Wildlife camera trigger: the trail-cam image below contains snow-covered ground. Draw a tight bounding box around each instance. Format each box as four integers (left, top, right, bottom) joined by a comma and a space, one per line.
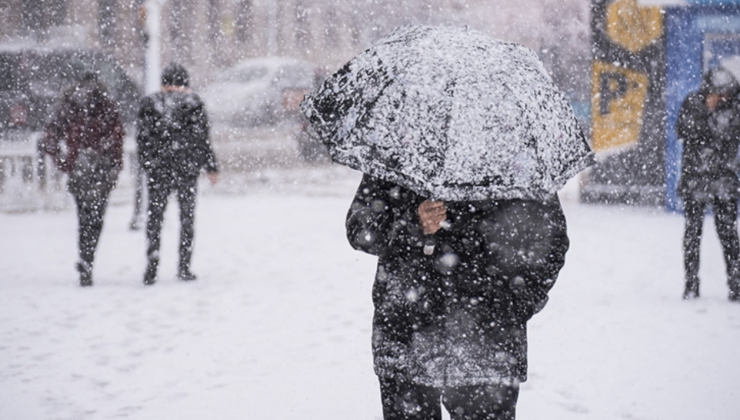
1, 165, 738, 420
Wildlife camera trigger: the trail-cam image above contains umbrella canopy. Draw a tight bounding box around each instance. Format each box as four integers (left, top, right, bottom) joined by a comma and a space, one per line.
301, 25, 594, 201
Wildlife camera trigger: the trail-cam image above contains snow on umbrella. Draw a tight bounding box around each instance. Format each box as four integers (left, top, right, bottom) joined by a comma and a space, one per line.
301, 25, 595, 201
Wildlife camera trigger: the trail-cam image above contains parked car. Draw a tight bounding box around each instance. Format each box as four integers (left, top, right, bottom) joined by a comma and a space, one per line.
0, 46, 141, 134
200, 57, 318, 127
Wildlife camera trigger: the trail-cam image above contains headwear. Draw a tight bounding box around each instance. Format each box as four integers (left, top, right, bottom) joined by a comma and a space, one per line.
79, 70, 99, 83
702, 67, 739, 96
161, 62, 190, 87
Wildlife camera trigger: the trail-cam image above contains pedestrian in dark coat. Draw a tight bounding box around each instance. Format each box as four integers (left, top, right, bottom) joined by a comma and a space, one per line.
41, 72, 124, 286
346, 174, 569, 420
676, 67, 740, 301
136, 63, 219, 285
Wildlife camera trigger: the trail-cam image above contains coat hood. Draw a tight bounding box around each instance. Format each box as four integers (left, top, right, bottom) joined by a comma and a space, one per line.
700, 67, 740, 97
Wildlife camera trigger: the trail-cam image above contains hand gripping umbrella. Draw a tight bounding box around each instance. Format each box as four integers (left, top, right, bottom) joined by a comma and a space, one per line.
301, 25, 594, 201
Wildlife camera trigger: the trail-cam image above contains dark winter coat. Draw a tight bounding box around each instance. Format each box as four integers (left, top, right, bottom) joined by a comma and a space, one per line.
136, 90, 218, 180
677, 74, 740, 202
42, 79, 124, 199
346, 174, 569, 387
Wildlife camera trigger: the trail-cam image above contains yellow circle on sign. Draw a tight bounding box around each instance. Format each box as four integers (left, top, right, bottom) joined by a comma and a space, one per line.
606, 0, 663, 53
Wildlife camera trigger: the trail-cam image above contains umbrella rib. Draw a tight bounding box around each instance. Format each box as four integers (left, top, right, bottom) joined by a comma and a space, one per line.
301, 25, 595, 201
353, 76, 395, 138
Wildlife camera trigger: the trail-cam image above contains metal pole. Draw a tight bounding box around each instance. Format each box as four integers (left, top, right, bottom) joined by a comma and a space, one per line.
144, 0, 167, 94
267, 0, 277, 56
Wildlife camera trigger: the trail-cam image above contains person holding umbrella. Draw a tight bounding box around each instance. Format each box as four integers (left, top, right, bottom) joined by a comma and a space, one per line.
302, 26, 593, 420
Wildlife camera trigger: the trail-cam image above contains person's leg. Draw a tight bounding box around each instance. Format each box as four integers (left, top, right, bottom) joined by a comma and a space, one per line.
144, 176, 171, 284
442, 383, 519, 420
683, 198, 705, 298
88, 193, 110, 258
74, 189, 110, 285
712, 198, 740, 300
75, 196, 94, 286
378, 376, 442, 420
130, 161, 144, 230
176, 176, 198, 280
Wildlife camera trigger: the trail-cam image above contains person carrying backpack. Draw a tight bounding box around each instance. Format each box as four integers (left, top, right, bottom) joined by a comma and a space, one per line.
136, 63, 218, 285
41, 72, 124, 287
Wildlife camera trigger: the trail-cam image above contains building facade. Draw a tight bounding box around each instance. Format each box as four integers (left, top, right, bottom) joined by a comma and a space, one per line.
0, 0, 476, 89
0, 0, 591, 92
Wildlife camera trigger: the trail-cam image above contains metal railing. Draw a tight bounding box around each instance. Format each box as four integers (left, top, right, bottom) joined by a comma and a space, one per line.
0, 130, 138, 213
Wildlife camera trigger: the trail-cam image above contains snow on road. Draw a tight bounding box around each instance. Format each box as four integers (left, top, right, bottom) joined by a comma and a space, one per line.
0, 165, 738, 420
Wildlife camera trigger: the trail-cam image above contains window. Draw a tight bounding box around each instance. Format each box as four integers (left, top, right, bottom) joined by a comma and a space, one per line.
235, 0, 253, 44
22, 0, 66, 32
295, 0, 311, 48
98, 0, 117, 47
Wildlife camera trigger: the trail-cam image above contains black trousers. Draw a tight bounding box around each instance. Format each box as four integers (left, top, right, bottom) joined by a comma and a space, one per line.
74, 192, 110, 265
146, 173, 198, 271
130, 155, 145, 226
683, 196, 740, 284
379, 377, 519, 420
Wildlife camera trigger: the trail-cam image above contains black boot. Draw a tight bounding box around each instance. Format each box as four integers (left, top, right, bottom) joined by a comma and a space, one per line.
178, 246, 196, 281
730, 280, 740, 302
76, 261, 93, 287
683, 277, 700, 299
178, 265, 197, 281
143, 258, 158, 286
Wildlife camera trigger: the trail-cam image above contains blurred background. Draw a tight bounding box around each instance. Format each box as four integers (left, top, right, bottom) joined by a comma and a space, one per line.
0, 0, 592, 99
0, 0, 592, 212
2, 0, 740, 214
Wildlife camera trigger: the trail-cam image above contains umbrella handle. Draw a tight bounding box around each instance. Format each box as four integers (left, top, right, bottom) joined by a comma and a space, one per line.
423, 238, 436, 256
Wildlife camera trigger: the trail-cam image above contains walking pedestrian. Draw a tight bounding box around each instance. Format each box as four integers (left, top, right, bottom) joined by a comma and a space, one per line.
136, 63, 218, 285
676, 67, 740, 301
41, 71, 124, 287
346, 175, 570, 420
301, 26, 592, 420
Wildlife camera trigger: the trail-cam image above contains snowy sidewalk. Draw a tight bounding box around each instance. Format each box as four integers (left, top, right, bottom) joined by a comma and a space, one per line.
0, 166, 738, 420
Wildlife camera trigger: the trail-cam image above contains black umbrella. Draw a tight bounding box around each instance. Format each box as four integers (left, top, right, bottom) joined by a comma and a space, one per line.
301, 25, 594, 201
